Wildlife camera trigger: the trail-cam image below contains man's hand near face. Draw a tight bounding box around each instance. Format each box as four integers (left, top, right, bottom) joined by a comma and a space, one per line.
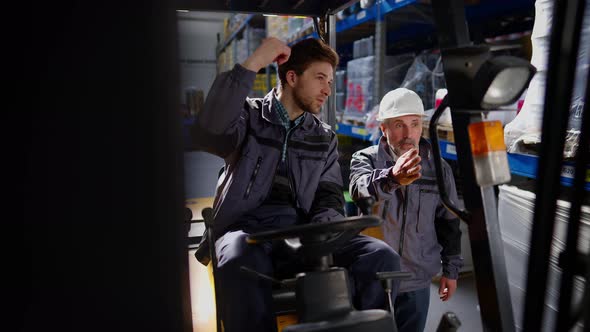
242, 37, 291, 72
390, 148, 422, 185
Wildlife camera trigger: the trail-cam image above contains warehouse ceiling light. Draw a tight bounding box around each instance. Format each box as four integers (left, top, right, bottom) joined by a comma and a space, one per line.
442, 45, 536, 110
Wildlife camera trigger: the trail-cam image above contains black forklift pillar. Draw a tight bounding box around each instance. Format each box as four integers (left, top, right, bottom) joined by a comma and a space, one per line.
430, 1, 518, 330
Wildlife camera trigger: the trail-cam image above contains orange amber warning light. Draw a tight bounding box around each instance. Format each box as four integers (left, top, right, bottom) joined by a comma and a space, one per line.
468, 120, 511, 187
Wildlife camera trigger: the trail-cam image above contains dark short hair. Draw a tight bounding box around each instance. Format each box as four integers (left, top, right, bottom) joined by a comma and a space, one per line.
278, 38, 339, 87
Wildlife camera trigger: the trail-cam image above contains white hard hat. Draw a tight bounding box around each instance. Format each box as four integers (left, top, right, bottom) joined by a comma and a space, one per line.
377, 88, 424, 121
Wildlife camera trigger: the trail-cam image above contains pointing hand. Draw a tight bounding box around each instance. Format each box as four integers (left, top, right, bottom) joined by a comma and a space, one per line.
390, 148, 422, 186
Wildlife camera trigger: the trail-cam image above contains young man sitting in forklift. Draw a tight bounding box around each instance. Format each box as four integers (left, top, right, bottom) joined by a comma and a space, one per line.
192, 37, 401, 332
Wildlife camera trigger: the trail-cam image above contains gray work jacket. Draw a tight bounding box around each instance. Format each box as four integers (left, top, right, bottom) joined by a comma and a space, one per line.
192, 64, 345, 238
350, 137, 463, 292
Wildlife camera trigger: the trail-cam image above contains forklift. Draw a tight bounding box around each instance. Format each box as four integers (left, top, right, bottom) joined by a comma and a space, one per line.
22, 0, 588, 331
184, 1, 589, 331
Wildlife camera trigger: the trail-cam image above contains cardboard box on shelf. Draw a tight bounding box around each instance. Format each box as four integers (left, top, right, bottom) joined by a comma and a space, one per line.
437, 124, 454, 142
422, 121, 454, 143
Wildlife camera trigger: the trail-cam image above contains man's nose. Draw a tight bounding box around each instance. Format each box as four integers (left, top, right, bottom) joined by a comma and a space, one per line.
402, 126, 409, 137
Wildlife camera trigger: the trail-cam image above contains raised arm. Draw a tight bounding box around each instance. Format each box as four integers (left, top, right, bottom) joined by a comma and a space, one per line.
192, 38, 291, 158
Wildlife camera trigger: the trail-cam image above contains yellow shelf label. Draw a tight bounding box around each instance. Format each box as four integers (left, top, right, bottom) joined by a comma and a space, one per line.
352, 127, 368, 136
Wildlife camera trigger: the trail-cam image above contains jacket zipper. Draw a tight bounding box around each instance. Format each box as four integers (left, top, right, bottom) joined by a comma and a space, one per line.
286, 126, 303, 211
257, 124, 289, 204
286, 155, 298, 208
381, 200, 389, 220
244, 157, 262, 199
399, 186, 409, 257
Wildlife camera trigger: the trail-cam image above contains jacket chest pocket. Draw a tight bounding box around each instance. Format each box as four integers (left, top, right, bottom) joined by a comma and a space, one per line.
243, 156, 263, 199
293, 153, 326, 198
417, 187, 439, 234
417, 186, 443, 266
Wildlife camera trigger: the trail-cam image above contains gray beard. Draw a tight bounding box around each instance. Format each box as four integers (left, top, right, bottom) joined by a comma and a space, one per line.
389, 138, 418, 157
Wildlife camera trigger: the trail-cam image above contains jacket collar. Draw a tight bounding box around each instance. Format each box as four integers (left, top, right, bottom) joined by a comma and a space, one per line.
261, 89, 316, 131
261, 89, 282, 125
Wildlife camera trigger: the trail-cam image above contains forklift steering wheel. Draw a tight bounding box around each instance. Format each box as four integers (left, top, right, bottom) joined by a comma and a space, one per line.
246, 215, 382, 259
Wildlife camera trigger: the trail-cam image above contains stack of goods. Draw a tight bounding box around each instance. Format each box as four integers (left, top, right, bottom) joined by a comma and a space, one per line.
266, 16, 289, 42
335, 70, 347, 119
344, 56, 375, 125
246, 27, 265, 55
344, 54, 404, 125
352, 36, 374, 59
226, 14, 249, 38
382, 53, 414, 92
235, 38, 248, 66
400, 52, 445, 112
498, 185, 589, 330
285, 17, 314, 44
504, 0, 589, 158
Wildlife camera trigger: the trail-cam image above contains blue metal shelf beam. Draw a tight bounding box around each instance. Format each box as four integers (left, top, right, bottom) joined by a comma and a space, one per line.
335, 123, 373, 141
438, 140, 590, 191
336, 0, 417, 32
295, 0, 534, 50
287, 32, 319, 46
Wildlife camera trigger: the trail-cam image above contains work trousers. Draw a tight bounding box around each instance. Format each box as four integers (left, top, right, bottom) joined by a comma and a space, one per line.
214, 207, 401, 332
394, 286, 431, 332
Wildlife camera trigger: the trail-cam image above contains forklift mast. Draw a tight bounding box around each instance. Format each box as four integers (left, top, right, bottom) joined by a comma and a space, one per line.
430, 0, 590, 331
430, 1, 516, 330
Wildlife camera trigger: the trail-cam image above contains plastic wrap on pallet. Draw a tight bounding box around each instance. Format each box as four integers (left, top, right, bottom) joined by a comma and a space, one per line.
344, 54, 420, 125
383, 53, 415, 92
365, 106, 381, 141
504, 0, 589, 158
235, 38, 248, 65
266, 16, 289, 42
336, 92, 346, 114
498, 185, 588, 331
400, 53, 446, 111
344, 56, 375, 123
353, 36, 375, 59
335, 70, 347, 93
344, 77, 374, 122
349, 56, 374, 80
246, 27, 265, 54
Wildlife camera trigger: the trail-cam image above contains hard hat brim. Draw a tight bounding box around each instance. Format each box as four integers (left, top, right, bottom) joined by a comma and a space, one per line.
377, 111, 424, 122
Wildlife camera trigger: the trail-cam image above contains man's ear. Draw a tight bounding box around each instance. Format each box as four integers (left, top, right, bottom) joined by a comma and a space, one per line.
286, 70, 297, 87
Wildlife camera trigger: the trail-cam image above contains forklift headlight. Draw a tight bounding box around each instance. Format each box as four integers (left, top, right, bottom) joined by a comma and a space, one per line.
474, 56, 536, 109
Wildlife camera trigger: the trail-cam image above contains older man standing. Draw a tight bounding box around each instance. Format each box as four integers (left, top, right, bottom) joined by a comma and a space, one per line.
349, 88, 463, 332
